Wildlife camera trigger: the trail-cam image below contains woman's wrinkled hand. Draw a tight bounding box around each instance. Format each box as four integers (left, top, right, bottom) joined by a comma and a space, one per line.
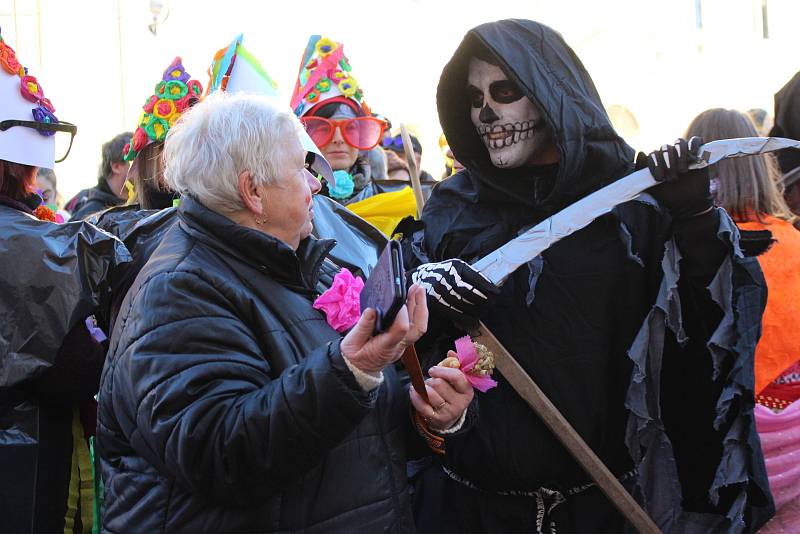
410, 364, 474, 432
340, 284, 428, 375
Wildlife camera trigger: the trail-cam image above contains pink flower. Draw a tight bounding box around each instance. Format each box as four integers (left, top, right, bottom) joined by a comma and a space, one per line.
454, 336, 498, 392
313, 268, 364, 332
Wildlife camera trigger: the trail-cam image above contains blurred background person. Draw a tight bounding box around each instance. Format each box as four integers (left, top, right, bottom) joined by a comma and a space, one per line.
36, 167, 70, 221
382, 131, 438, 195
438, 133, 464, 179
88, 56, 205, 337
686, 107, 800, 533
747, 107, 774, 137
686, 108, 798, 395
120, 56, 203, 210
66, 131, 132, 219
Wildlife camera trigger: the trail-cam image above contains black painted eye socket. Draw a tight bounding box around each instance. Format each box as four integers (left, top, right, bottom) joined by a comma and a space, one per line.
489, 80, 524, 104
468, 86, 484, 109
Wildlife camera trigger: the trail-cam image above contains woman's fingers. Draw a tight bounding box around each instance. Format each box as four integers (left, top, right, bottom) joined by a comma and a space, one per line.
424, 382, 447, 410
411, 284, 428, 336
404, 284, 428, 344
426, 375, 459, 405
428, 365, 473, 395
410, 387, 435, 418
340, 308, 376, 358
379, 305, 410, 347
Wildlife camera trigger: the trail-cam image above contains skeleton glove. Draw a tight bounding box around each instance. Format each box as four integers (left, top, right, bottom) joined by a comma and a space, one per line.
409, 259, 500, 321
641, 136, 713, 221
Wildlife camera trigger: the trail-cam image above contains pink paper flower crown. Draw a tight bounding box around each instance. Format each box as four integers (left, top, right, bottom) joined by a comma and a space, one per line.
313, 268, 364, 333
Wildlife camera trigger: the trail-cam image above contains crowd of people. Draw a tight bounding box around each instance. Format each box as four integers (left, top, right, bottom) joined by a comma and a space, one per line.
2, 17, 800, 534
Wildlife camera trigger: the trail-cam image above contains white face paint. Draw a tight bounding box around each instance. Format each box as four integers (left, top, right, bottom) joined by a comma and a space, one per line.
467, 57, 555, 169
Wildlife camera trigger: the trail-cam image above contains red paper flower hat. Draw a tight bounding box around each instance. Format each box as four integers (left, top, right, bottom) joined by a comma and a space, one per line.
123, 57, 203, 161
290, 35, 370, 118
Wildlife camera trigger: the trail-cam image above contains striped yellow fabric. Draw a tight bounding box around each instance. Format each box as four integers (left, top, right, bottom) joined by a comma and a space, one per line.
64, 408, 95, 534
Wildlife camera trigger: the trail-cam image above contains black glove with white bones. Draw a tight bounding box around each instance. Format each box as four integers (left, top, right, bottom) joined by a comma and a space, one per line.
409, 259, 500, 321
642, 136, 713, 221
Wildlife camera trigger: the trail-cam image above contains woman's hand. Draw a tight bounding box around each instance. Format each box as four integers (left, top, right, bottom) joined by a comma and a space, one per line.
410, 362, 474, 431
341, 284, 428, 375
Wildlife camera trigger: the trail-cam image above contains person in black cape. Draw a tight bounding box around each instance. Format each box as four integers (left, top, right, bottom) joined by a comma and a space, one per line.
405, 19, 774, 533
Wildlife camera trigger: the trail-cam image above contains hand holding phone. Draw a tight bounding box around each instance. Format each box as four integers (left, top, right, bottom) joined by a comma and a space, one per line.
360, 240, 407, 335
341, 283, 428, 375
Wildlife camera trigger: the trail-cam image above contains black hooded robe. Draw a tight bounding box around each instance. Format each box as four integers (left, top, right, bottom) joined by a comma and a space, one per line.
409, 19, 773, 533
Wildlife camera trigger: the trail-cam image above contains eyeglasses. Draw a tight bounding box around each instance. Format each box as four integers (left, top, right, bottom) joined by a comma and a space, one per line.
300, 116, 387, 151
0, 120, 78, 163
381, 134, 420, 155
381, 135, 404, 150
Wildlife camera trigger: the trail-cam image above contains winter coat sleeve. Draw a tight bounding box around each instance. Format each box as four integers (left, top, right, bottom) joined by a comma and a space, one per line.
110, 269, 377, 506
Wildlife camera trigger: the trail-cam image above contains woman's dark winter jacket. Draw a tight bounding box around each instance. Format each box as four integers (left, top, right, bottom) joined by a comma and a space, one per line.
409, 19, 773, 533
97, 196, 415, 533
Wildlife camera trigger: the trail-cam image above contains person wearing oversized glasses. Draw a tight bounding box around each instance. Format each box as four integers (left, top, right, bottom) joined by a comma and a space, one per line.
291, 36, 387, 204
0, 26, 129, 534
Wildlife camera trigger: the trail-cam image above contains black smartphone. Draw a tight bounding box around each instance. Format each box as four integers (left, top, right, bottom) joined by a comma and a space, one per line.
360, 240, 407, 334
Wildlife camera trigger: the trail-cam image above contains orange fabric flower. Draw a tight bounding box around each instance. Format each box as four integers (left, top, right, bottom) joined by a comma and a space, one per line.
0, 41, 21, 75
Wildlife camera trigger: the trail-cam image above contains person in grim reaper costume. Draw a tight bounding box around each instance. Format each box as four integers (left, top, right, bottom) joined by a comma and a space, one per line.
406, 19, 774, 533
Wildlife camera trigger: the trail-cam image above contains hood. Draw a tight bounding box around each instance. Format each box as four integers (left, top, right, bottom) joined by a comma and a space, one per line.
437, 19, 635, 213
769, 71, 800, 174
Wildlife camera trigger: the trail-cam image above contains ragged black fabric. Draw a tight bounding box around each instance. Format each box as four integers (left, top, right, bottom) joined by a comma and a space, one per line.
409, 19, 773, 533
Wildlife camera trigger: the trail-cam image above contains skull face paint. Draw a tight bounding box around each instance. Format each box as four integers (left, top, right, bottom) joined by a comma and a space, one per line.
467, 57, 553, 168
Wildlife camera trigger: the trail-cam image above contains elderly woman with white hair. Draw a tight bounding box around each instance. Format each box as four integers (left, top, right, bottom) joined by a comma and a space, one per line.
96, 92, 473, 533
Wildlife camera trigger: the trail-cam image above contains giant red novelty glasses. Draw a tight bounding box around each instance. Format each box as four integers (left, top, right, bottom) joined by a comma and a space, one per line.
300, 117, 387, 151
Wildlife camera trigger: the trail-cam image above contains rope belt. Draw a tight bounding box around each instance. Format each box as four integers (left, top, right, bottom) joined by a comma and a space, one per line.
442, 465, 635, 534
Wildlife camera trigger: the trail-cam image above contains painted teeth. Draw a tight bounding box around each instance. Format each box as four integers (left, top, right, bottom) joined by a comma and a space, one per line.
477, 120, 537, 149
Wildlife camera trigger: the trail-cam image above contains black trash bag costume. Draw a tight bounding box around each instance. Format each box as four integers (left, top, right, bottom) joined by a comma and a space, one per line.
0, 203, 130, 532
407, 19, 773, 533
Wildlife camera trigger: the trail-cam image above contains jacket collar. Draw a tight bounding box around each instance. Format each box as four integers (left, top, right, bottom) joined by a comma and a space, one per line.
177, 195, 335, 293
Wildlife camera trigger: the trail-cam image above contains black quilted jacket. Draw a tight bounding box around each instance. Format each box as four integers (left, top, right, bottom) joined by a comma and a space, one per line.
97, 195, 415, 533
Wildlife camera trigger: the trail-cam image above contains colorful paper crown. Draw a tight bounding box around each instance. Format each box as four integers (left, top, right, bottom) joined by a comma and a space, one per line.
207, 34, 334, 186
123, 57, 203, 162
0, 27, 58, 168
290, 35, 369, 118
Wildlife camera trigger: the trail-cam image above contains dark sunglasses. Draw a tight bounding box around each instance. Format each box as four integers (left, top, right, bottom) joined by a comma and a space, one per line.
0, 119, 78, 163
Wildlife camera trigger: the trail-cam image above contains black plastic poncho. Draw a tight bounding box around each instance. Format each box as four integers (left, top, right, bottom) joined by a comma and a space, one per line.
0, 206, 130, 386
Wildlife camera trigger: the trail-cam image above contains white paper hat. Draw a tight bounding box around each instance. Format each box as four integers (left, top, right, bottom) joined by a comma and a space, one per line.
208, 35, 334, 185
0, 31, 56, 169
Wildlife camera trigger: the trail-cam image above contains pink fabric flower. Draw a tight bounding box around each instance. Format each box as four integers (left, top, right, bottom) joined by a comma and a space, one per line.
313, 268, 364, 333
454, 336, 498, 392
